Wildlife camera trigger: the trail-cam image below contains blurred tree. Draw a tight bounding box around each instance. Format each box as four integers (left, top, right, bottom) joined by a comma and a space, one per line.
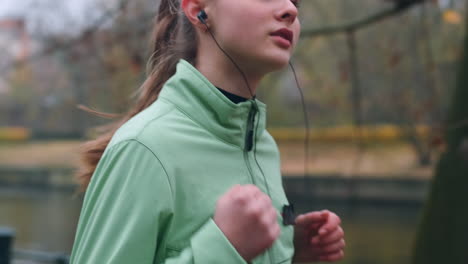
1, 0, 465, 143
412, 2, 468, 263
8, 63, 35, 126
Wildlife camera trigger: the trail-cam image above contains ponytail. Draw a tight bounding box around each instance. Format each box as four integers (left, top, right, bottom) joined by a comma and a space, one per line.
75, 0, 197, 193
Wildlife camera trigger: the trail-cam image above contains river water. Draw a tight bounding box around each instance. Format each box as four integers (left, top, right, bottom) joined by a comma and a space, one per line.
0, 186, 424, 264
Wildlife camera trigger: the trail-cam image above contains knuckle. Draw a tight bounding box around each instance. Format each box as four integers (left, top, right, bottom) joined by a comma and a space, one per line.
233, 193, 249, 206
267, 232, 275, 243
260, 214, 271, 227
270, 209, 278, 220
245, 184, 260, 192
274, 224, 281, 237
324, 244, 336, 253
337, 216, 342, 225
248, 205, 263, 220
261, 194, 272, 204
330, 250, 344, 260
336, 242, 344, 251
216, 195, 227, 207
227, 185, 241, 196
338, 228, 344, 237
332, 246, 341, 254
328, 254, 338, 261
243, 186, 260, 198
267, 227, 279, 242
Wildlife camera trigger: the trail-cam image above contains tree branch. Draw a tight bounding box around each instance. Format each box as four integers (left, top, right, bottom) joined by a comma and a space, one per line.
301, 0, 426, 38
0, 0, 131, 77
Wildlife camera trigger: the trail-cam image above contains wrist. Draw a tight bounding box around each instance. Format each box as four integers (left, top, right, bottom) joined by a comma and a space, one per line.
212, 218, 249, 261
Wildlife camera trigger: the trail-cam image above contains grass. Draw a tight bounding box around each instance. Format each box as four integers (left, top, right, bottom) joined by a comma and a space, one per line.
0, 140, 81, 169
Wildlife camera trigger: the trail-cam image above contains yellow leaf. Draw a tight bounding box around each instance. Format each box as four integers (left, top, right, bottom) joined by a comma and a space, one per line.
443, 9, 462, 25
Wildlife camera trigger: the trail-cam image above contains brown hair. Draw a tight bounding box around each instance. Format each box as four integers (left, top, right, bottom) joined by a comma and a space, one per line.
75, 0, 198, 193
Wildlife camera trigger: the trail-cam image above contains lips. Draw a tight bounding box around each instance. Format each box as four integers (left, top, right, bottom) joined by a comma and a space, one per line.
270, 28, 293, 44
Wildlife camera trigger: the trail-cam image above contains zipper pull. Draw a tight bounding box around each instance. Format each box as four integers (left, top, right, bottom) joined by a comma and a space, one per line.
282, 204, 296, 225
245, 104, 258, 152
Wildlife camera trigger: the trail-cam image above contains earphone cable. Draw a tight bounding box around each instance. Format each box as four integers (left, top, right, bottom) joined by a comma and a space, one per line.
201, 21, 271, 195
289, 61, 310, 179
202, 18, 276, 264
201, 21, 309, 195
202, 24, 256, 100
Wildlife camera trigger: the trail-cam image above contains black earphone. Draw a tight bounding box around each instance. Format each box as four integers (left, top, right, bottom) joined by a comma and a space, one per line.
197, 10, 208, 25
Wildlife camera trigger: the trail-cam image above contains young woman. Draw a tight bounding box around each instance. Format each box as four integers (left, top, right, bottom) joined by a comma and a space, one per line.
71, 0, 345, 263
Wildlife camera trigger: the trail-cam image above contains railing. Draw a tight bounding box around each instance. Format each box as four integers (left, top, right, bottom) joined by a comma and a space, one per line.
0, 227, 69, 264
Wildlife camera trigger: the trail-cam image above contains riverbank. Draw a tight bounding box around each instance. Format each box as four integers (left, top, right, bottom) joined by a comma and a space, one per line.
0, 140, 436, 179
0, 167, 430, 206
1, 142, 433, 264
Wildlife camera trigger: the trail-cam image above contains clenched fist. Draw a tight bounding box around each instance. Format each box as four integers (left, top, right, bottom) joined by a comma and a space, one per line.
293, 210, 346, 263
213, 184, 280, 262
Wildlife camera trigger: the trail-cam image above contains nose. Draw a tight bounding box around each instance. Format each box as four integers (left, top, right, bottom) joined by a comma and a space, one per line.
276, 1, 298, 24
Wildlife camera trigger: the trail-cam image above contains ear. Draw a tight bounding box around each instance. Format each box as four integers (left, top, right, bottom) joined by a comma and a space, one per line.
181, 0, 209, 29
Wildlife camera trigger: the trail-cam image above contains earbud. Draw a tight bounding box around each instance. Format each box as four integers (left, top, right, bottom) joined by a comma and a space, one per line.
197, 10, 208, 24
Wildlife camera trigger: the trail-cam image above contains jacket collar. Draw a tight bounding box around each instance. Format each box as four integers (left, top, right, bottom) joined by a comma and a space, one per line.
158, 59, 267, 149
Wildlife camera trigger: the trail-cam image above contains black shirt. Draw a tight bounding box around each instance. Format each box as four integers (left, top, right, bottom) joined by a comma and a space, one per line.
216, 87, 248, 104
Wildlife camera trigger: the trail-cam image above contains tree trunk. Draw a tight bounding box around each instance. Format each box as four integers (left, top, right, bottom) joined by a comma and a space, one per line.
411, 5, 468, 264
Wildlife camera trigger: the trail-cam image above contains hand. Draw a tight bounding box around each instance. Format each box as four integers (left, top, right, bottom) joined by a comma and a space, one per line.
292, 210, 345, 263
213, 184, 280, 262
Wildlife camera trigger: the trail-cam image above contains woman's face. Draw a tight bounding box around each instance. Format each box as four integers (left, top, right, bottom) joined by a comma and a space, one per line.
208, 0, 301, 74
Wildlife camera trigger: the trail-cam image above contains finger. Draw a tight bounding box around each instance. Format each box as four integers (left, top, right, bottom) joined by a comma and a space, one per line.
314, 227, 344, 245
295, 211, 327, 227
228, 184, 241, 193
261, 207, 278, 226
242, 184, 262, 196
310, 222, 322, 230
260, 196, 277, 217
315, 239, 345, 254
318, 211, 341, 235
319, 250, 345, 262
257, 192, 272, 206
240, 185, 265, 201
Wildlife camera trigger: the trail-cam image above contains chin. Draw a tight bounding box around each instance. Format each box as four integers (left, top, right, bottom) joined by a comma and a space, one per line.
261, 54, 291, 72
237, 49, 293, 74
260, 45, 295, 71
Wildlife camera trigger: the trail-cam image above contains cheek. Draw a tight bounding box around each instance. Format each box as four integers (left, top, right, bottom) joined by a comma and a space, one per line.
225, 12, 265, 40
220, 15, 266, 53
214, 0, 270, 48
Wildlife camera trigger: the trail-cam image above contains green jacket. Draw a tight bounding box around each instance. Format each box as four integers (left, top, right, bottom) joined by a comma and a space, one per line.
70, 59, 295, 263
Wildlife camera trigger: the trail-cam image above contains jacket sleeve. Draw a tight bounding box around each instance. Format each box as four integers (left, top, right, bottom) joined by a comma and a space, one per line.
70, 139, 247, 264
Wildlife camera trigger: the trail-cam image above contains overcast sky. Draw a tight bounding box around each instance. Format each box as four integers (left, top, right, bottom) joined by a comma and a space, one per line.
0, 0, 459, 35
0, 0, 109, 35
0, 0, 88, 18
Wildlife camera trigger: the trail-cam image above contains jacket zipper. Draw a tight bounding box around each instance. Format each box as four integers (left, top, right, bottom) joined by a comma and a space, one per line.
245, 103, 257, 152
243, 103, 257, 184
243, 102, 275, 264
